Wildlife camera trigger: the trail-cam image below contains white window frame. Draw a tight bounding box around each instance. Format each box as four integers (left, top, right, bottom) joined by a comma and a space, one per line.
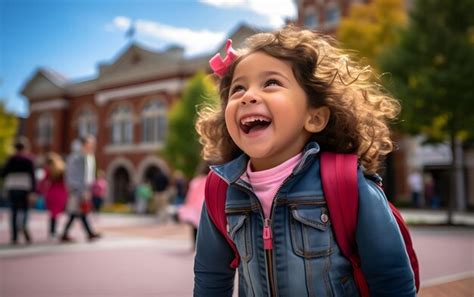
77, 107, 97, 137
37, 112, 54, 146
141, 100, 167, 144
109, 105, 134, 145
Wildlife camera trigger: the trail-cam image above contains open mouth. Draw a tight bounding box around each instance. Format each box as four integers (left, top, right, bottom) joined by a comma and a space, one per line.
240, 115, 272, 134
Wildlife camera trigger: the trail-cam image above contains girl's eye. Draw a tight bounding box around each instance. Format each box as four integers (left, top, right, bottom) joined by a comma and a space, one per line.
264, 79, 282, 88
230, 85, 245, 95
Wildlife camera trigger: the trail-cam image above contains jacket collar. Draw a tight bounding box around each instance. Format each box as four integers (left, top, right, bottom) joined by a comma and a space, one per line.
211, 141, 321, 184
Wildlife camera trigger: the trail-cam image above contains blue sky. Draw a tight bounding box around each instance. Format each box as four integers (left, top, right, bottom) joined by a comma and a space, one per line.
1, 0, 296, 116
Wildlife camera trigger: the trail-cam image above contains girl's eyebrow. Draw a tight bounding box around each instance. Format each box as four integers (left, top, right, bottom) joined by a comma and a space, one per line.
260, 70, 290, 83
231, 75, 246, 86
231, 70, 290, 86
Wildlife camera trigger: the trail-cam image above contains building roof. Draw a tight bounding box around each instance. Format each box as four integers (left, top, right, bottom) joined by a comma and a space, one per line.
21, 23, 261, 102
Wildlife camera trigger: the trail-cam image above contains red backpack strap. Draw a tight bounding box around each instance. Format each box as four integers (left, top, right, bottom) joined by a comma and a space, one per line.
388, 203, 421, 292
320, 152, 370, 297
204, 171, 240, 269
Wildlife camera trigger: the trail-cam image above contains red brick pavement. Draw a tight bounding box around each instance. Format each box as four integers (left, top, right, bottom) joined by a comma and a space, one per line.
419, 277, 473, 297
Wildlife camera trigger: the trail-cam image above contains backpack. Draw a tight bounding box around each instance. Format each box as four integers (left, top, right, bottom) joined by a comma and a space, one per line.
204, 152, 420, 296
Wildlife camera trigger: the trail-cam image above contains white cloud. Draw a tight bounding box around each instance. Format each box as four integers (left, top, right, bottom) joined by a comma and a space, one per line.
106, 17, 225, 55
199, 0, 297, 27
199, 0, 246, 7
105, 16, 131, 32
113, 16, 132, 30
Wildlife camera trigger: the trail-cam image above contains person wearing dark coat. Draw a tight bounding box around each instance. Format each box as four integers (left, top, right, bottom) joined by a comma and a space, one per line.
1, 137, 36, 245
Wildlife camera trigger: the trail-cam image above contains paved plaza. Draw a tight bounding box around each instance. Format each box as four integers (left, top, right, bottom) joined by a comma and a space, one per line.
0, 209, 472, 297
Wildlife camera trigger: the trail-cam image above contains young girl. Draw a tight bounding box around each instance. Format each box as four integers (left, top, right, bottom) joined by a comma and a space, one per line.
39, 152, 67, 239
194, 27, 416, 296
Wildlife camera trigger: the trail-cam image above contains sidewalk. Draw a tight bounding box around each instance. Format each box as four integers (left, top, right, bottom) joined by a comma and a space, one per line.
400, 209, 474, 226
0, 208, 472, 296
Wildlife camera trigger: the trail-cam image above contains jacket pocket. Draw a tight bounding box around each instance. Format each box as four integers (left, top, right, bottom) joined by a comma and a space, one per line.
340, 275, 359, 296
227, 213, 253, 262
289, 205, 333, 258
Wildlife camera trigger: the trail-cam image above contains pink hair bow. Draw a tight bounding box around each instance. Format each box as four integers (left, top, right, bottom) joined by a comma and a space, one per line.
209, 39, 237, 78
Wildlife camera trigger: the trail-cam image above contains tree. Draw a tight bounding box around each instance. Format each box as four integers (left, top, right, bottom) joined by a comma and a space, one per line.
337, 0, 406, 201
0, 101, 18, 165
337, 0, 406, 68
379, 0, 474, 222
162, 71, 218, 178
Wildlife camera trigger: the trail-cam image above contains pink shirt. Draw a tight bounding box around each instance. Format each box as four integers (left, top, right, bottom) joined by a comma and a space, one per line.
242, 153, 302, 219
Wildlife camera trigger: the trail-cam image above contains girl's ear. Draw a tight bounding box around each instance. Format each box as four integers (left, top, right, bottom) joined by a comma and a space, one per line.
305, 106, 330, 133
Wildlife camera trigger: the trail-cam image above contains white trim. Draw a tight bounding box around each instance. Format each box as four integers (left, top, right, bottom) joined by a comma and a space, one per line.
30, 98, 69, 112
103, 143, 164, 154
95, 79, 183, 106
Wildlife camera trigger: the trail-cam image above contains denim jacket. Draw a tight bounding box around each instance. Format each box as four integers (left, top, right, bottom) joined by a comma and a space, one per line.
194, 142, 416, 297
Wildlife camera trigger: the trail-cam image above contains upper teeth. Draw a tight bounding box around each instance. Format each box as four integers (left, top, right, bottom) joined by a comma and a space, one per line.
241, 116, 271, 125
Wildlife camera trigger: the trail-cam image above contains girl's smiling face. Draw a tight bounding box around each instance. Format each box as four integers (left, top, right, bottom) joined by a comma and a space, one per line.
225, 51, 323, 171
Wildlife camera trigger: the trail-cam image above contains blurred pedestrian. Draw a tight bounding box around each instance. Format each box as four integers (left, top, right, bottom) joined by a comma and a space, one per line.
424, 173, 440, 209
60, 135, 101, 242
150, 169, 170, 222
1, 137, 36, 245
178, 163, 209, 248
34, 167, 46, 210
39, 152, 67, 239
91, 170, 107, 212
408, 169, 423, 208
134, 181, 152, 214
172, 170, 187, 206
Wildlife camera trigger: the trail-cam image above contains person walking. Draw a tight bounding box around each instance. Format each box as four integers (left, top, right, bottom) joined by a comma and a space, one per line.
60, 135, 101, 242
1, 137, 36, 245
408, 169, 423, 208
39, 152, 67, 239
151, 170, 170, 222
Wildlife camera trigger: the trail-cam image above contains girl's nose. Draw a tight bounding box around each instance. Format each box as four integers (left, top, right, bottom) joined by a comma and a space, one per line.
241, 92, 259, 105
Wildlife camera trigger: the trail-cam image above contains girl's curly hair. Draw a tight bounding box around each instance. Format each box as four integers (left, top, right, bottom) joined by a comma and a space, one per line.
196, 26, 400, 174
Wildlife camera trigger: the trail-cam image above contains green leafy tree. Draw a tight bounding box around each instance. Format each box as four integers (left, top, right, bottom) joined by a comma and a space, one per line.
162, 71, 218, 178
337, 0, 406, 68
379, 0, 474, 221
0, 101, 18, 165
380, 0, 474, 141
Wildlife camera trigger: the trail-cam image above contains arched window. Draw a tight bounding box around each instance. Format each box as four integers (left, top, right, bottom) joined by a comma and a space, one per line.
141, 100, 167, 143
110, 105, 134, 144
77, 107, 97, 137
37, 112, 54, 145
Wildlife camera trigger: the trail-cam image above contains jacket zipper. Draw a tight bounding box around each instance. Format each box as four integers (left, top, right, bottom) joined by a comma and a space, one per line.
263, 218, 276, 297
236, 173, 295, 297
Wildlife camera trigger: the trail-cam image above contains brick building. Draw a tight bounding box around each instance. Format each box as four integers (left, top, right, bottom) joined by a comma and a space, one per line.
21, 24, 257, 204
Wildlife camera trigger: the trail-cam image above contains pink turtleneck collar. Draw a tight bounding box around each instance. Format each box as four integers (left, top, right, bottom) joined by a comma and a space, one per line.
242, 153, 302, 218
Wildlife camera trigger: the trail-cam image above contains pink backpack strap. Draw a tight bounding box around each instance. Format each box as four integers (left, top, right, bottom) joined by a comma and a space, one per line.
320, 152, 370, 297
204, 171, 240, 269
